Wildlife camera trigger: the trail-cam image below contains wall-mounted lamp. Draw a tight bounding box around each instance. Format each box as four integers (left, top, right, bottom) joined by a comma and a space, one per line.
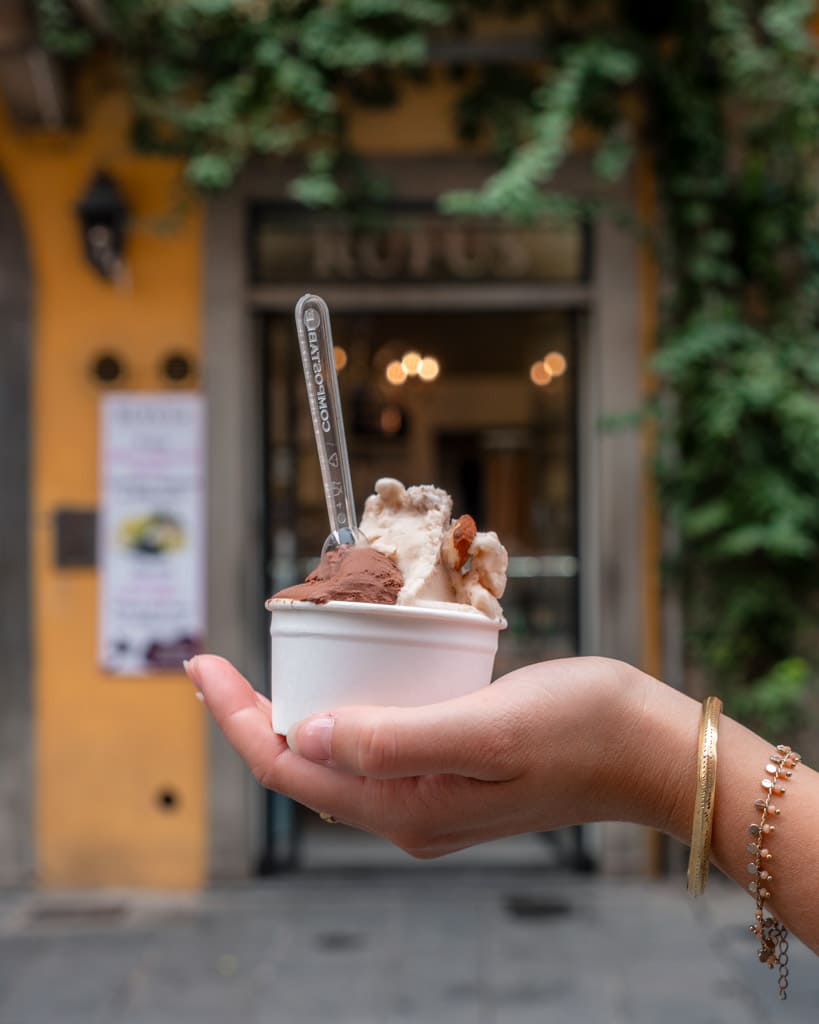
76, 171, 129, 282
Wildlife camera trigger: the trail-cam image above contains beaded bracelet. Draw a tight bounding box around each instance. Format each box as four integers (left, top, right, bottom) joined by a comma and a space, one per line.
747, 744, 801, 1000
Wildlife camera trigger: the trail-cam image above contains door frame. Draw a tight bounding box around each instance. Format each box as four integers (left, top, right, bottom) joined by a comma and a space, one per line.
0, 172, 34, 885
203, 156, 645, 877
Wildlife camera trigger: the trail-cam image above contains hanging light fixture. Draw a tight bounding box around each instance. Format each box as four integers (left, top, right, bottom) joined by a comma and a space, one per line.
386, 350, 441, 385
544, 352, 568, 377
418, 356, 440, 381
530, 351, 568, 386
529, 361, 553, 386
385, 360, 407, 385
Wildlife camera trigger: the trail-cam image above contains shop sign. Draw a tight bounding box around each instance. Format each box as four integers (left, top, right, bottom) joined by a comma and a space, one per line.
252, 209, 583, 284
98, 392, 205, 674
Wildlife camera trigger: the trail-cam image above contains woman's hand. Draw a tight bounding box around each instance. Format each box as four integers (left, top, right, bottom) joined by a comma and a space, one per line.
188, 655, 660, 857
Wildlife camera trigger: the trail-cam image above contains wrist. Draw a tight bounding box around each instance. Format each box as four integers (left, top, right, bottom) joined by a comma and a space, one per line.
512, 657, 662, 829
607, 667, 701, 838
546, 658, 695, 830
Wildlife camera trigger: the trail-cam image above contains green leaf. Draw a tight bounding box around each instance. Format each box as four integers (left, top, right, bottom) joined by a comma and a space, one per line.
593, 134, 633, 183
184, 151, 239, 190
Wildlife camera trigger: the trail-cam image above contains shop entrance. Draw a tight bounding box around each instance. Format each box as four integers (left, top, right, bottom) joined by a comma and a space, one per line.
258, 306, 583, 870
206, 164, 645, 879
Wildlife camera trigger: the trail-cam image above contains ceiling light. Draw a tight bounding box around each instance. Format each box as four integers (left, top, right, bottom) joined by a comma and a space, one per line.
385, 360, 407, 385
333, 346, 348, 372
380, 405, 403, 435
544, 352, 567, 377
401, 351, 423, 376
530, 361, 553, 386
418, 356, 440, 381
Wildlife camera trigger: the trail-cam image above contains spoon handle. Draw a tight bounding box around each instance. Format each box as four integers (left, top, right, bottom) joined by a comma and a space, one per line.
295, 293, 358, 543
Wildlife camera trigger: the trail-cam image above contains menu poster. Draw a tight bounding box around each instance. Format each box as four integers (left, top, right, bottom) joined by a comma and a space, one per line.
98, 393, 205, 675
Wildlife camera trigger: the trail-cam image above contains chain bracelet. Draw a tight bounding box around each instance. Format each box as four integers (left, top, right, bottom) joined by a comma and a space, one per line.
746, 744, 801, 1000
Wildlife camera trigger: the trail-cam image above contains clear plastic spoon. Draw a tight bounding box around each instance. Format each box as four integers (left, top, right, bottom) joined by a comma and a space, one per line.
295, 293, 367, 554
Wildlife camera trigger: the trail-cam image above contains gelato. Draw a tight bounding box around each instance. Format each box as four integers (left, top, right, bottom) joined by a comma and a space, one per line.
268, 478, 508, 624
271, 545, 403, 606
267, 477, 507, 732
361, 478, 507, 624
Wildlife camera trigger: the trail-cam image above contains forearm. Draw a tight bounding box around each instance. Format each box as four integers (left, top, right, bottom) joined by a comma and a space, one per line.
627, 672, 819, 955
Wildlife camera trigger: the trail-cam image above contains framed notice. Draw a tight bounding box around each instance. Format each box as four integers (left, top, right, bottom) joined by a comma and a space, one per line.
98, 393, 205, 674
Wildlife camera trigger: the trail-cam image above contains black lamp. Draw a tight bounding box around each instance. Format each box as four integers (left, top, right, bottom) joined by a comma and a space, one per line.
76, 171, 129, 282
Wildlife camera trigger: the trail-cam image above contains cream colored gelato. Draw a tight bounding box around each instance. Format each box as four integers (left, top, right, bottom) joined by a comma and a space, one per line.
360, 478, 508, 624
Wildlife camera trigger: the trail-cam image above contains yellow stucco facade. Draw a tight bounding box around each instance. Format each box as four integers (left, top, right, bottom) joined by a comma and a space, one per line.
0, 92, 206, 888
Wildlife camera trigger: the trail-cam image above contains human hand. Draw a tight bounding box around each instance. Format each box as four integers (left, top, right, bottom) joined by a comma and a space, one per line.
187, 654, 656, 858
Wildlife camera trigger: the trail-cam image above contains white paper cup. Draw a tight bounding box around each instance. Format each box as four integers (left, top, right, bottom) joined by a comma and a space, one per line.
269, 599, 503, 735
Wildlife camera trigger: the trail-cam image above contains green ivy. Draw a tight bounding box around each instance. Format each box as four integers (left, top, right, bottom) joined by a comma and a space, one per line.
32, 0, 448, 195
35, 0, 94, 57
35, 0, 819, 734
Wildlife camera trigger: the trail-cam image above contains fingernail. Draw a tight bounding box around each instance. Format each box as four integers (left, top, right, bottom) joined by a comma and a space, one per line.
183, 657, 202, 691
287, 715, 334, 765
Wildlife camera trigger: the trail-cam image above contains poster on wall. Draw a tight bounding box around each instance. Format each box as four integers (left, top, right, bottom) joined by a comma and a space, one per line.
98, 392, 205, 674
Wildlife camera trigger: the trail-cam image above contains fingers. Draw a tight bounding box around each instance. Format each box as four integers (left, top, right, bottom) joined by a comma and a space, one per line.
288, 683, 526, 781
186, 655, 368, 820
187, 655, 284, 773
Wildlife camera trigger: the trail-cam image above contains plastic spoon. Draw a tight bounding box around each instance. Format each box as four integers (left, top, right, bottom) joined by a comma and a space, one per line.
295, 293, 367, 554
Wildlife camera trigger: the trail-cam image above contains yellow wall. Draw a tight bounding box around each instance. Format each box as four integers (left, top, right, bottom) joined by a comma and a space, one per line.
0, 92, 206, 888
348, 69, 467, 153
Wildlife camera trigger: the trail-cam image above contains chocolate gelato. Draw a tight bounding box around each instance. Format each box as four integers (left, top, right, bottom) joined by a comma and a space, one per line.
271, 545, 403, 606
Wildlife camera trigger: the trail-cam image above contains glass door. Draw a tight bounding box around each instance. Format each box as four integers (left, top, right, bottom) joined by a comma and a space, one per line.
260, 308, 581, 867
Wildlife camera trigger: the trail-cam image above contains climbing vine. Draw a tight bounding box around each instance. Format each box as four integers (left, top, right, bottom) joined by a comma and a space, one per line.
35, 0, 819, 733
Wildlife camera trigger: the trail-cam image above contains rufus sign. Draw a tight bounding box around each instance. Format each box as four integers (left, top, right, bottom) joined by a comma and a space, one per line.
251, 206, 583, 285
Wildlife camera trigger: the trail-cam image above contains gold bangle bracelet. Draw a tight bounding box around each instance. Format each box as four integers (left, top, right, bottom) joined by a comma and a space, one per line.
687, 695, 723, 897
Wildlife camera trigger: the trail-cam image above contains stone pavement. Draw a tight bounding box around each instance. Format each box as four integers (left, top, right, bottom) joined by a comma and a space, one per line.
0, 864, 816, 1024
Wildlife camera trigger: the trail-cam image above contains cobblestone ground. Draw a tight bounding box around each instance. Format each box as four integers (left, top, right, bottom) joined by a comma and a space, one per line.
0, 868, 816, 1024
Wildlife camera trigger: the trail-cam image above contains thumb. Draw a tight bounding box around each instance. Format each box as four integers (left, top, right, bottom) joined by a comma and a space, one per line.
286, 689, 517, 781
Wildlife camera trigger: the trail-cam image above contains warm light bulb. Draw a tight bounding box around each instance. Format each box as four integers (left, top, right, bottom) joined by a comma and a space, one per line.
544, 352, 567, 377
380, 405, 403, 435
386, 360, 407, 385
530, 361, 553, 386
418, 356, 440, 381
333, 346, 348, 372
401, 350, 423, 376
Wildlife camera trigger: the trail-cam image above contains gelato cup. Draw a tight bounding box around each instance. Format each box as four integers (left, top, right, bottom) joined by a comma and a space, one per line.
269, 599, 503, 735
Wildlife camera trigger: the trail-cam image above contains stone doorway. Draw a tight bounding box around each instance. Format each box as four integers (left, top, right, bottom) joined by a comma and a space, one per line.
0, 173, 33, 884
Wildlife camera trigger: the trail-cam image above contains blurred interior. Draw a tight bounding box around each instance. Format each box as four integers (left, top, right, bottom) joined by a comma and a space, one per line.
261, 309, 579, 675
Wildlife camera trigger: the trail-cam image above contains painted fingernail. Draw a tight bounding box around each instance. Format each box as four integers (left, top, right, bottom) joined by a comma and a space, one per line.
183, 657, 202, 690
288, 715, 334, 765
